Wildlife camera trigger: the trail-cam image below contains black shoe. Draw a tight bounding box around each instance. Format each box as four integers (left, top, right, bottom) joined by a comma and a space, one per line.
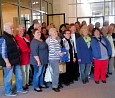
82, 80, 86, 84
102, 80, 106, 83
108, 72, 112, 75
52, 88, 60, 92
95, 81, 99, 84
74, 78, 78, 81
23, 86, 29, 90
58, 84, 63, 88
106, 74, 109, 78
64, 83, 70, 86
85, 77, 89, 83
34, 88, 42, 92
40, 85, 49, 88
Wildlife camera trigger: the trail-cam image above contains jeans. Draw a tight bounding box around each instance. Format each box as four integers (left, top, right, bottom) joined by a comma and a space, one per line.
40, 64, 47, 86
79, 64, 91, 80
20, 64, 30, 86
33, 65, 43, 88
49, 60, 60, 88
3, 65, 23, 95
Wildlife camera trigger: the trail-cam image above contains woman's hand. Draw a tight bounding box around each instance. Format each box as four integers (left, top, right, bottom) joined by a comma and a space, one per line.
78, 59, 81, 62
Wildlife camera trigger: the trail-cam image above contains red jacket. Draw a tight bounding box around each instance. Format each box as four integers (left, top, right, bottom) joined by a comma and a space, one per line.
15, 35, 30, 65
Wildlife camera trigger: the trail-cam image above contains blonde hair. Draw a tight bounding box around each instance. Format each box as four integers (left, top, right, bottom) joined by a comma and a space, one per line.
80, 25, 89, 36
48, 28, 56, 36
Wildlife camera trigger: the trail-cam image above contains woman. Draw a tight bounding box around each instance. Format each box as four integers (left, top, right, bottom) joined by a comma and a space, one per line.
106, 26, 115, 75
46, 28, 62, 92
76, 25, 92, 84
15, 24, 30, 90
91, 28, 112, 84
61, 30, 76, 85
30, 28, 48, 92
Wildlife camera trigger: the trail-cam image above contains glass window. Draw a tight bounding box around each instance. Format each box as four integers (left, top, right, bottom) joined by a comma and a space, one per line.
90, 3, 104, 16
77, 0, 104, 3
42, 1, 48, 13
48, 3, 53, 14
2, 0, 18, 4
32, 0, 40, 10
2, 3, 19, 34
20, 0, 31, 8
105, 2, 115, 15
32, 11, 41, 24
20, 7, 31, 31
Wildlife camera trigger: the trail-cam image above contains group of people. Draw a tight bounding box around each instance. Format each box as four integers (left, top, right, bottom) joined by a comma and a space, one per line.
0, 19, 115, 96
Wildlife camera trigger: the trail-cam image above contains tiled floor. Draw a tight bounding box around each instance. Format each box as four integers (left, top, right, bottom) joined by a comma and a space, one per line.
0, 72, 115, 98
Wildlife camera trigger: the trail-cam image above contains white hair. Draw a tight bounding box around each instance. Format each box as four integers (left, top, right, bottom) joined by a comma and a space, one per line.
3, 22, 13, 31
48, 28, 56, 36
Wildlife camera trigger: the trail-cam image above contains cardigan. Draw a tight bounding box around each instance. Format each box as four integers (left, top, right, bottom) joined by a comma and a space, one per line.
76, 36, 92, 64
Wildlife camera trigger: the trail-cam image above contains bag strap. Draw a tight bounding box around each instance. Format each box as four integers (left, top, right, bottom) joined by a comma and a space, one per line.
95, 37, 108, 50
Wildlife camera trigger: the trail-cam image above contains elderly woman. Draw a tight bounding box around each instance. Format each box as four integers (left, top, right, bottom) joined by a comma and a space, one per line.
91, 28, 112, 84
15, 24, 30, 90
76, 25, 92, 84
30, 27, 48, 92
46, 28, 62, 92
61, 30, 76, 85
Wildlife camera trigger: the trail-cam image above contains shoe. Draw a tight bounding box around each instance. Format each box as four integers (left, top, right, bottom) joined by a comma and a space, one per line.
74, 78, 78, 81
23, 86, 29, 90
17, 90, 28, 94
106, 74, 109, 78
58, 84, 63, 88
82, 80, 86, 84
95, 81, 99, 84
64, 83, 70, 86
40, 85, 49, 88
102, 80, 106, 83
5, 93, 17, 96
52, 88, 60, 92
85, 77, 89, 83
108, 72, 112, 75
34, 88, 42, 92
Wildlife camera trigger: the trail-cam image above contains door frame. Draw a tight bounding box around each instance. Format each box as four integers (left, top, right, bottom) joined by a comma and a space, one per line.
47, 13, 65, 25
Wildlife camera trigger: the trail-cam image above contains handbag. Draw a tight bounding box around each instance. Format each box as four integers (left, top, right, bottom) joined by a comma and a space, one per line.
44, 64, 52, 82
59, 62, 66, 73
61, 48, 69, 62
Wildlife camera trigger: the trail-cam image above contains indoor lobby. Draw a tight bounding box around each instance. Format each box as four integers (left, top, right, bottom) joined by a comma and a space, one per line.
0, 0, 115, 98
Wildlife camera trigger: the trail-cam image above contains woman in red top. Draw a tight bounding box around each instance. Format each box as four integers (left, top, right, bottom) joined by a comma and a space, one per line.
15, 24, 30, 90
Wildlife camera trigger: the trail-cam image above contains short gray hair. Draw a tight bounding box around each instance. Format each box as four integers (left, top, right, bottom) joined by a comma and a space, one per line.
48, 28, 56, 36
3, 22, 13, 31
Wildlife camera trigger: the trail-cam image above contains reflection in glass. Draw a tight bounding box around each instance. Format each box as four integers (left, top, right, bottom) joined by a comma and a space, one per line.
20, 0, 31, 8
32, 11, 41, 24
48, 3, 53, 14
20, 7, 31, 31
42, 0, 48, 13
32, 0, 40, 10
90, 3, 104, 16
105, 2, 115, 15
77, 0, 104, 3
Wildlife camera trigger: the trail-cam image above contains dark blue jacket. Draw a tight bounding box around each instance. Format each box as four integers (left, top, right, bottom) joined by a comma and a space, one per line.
91, 36, 112, 59
76, 37, 92, 64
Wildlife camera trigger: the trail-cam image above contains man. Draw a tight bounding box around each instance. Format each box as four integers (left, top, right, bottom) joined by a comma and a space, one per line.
0, 22, 28, 96
69, 23, 81, 81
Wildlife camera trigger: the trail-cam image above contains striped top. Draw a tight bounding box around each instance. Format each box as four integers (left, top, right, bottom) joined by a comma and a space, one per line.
46, 37, 61, 60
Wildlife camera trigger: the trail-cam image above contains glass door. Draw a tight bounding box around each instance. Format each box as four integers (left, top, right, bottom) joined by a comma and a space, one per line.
47, 13, 65, 30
